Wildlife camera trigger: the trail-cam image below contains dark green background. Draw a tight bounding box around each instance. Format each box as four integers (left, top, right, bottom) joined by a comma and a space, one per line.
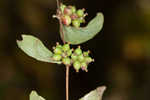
0, 0, 150, 100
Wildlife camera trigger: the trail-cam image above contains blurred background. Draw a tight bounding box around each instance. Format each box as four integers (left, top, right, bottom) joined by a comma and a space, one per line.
0, 0, 150, 100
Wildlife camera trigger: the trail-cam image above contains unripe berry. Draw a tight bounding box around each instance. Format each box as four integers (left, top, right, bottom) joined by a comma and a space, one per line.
70, 14, 78, 20
79, 17, 85, 23
64, 7, 72, 15
83, 51, 89, 56
60, 4, 66, 13
77, 9, 84, 17
67, 49, 73, 56
72, 19, 80, 28
78, 54, 84, 62
53, 54, 62, 61
62, 57, 71, 65
61, 15, 71, 26
85, 56, 93, 63
71, 54, 78, 61
71, 6, 76, 13
62, 43, 70, 52
81, 62, 88, 72
54, 47, 62, 54
73, 61, 81, 72
74, 46, 82, 55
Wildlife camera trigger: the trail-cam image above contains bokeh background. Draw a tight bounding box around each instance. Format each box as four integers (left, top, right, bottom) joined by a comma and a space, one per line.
1, 0, 150, 100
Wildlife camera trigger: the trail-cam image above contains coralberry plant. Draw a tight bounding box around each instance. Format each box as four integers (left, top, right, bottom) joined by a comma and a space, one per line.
17, 0, 106, 100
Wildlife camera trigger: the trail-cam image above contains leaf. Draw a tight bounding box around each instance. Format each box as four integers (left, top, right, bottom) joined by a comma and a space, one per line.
17, 35, 61, 64
30, 91, 45, 100
79, 86, 106, 100
62, 12, 104, 45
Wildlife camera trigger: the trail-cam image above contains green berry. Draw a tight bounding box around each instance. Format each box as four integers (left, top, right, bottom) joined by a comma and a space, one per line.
62, 43, 70, 52
71, 54, 78, 61
77, 9, 84, 17
73, 61, 81, 72
54, 47, 62, 54
62, 57, 71, 65
71, 6, 76, 13
53, 54, 62, 61
67, 49, 73, 56
83, 51, 89, 56
78, 54, 84, 62
60, 4, 66, 13
85, 56, 93, 63
79, 17, 85, 23
72, 19, 80, 28
74, 46, 82, 55
81, 62, 88, 72
61, 15, 71, 26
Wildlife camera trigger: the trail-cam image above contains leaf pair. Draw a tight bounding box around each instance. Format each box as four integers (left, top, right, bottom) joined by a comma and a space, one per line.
30, 86, 106, 100
17, 12, 103, 63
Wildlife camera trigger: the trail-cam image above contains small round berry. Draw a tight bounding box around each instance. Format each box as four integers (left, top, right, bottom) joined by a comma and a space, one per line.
72, 19, 80, 28
71, 6, 76, 13
85, 56, 93, 63
81, 62, 88, 72
77, 9, 84, 17
61, 15, 72, 26
54, 47, 62, 54
52, 54, 62, 61
83, 51, 89, 56
78, 54, 84, 62
60, 4, 66, 13
67, 49, 73, 56
70, 14, 78, 20
62, 57, 71, 65
73, 61, 81, 72
71, 54, 78, 61
79, 17, 85, 23
62, 43, 70, 52
64, 7, 72, 15
74, 46, 82, 55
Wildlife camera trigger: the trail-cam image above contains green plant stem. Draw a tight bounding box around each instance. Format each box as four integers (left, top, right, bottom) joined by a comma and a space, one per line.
66, 66, 70, 100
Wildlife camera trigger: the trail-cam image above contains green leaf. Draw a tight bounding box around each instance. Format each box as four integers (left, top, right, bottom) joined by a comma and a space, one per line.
79, 86, 106, 100
62, 12, 104, 45
30, 91, 45, 100
17, 35, 61, 64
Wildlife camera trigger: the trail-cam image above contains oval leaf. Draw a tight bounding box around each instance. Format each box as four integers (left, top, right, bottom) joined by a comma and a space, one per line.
79, 86, 106, 100
62, 12, 104, 45
17, 35, 61, 64
30, 91, 45, 100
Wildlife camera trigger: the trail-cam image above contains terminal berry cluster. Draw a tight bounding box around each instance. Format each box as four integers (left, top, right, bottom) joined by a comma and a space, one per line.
52, 42, 94, 72
60, 3, 87, 28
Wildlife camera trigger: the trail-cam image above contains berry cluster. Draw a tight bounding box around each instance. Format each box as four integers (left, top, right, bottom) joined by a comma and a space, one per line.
60, 3, 87, 28
52, 42, 94, 72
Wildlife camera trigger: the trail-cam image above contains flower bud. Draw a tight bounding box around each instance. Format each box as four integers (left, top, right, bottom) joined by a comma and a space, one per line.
70, 14, 78, 20
77, 9, 84, 17
71, 54, 78, 61
72, 19, 81, 28
78, 54, 84, 62
54, 47, 62, 54
85, 56, 93, 63
62, 57, 71, 66
74, 46, 82, 55
61, 15, 72, 26
53, 54, 62, 61
62, 43, 70, 52
73, 61, 81, 72
81, 62, 88, 72
64, 7, 72, 15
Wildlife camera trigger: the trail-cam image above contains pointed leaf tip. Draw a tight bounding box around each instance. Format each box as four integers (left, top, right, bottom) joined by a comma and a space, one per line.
79, 86, 106, 100
30, 90, 45, 100
17, 34, 61, 64
62, 12, 104, 45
